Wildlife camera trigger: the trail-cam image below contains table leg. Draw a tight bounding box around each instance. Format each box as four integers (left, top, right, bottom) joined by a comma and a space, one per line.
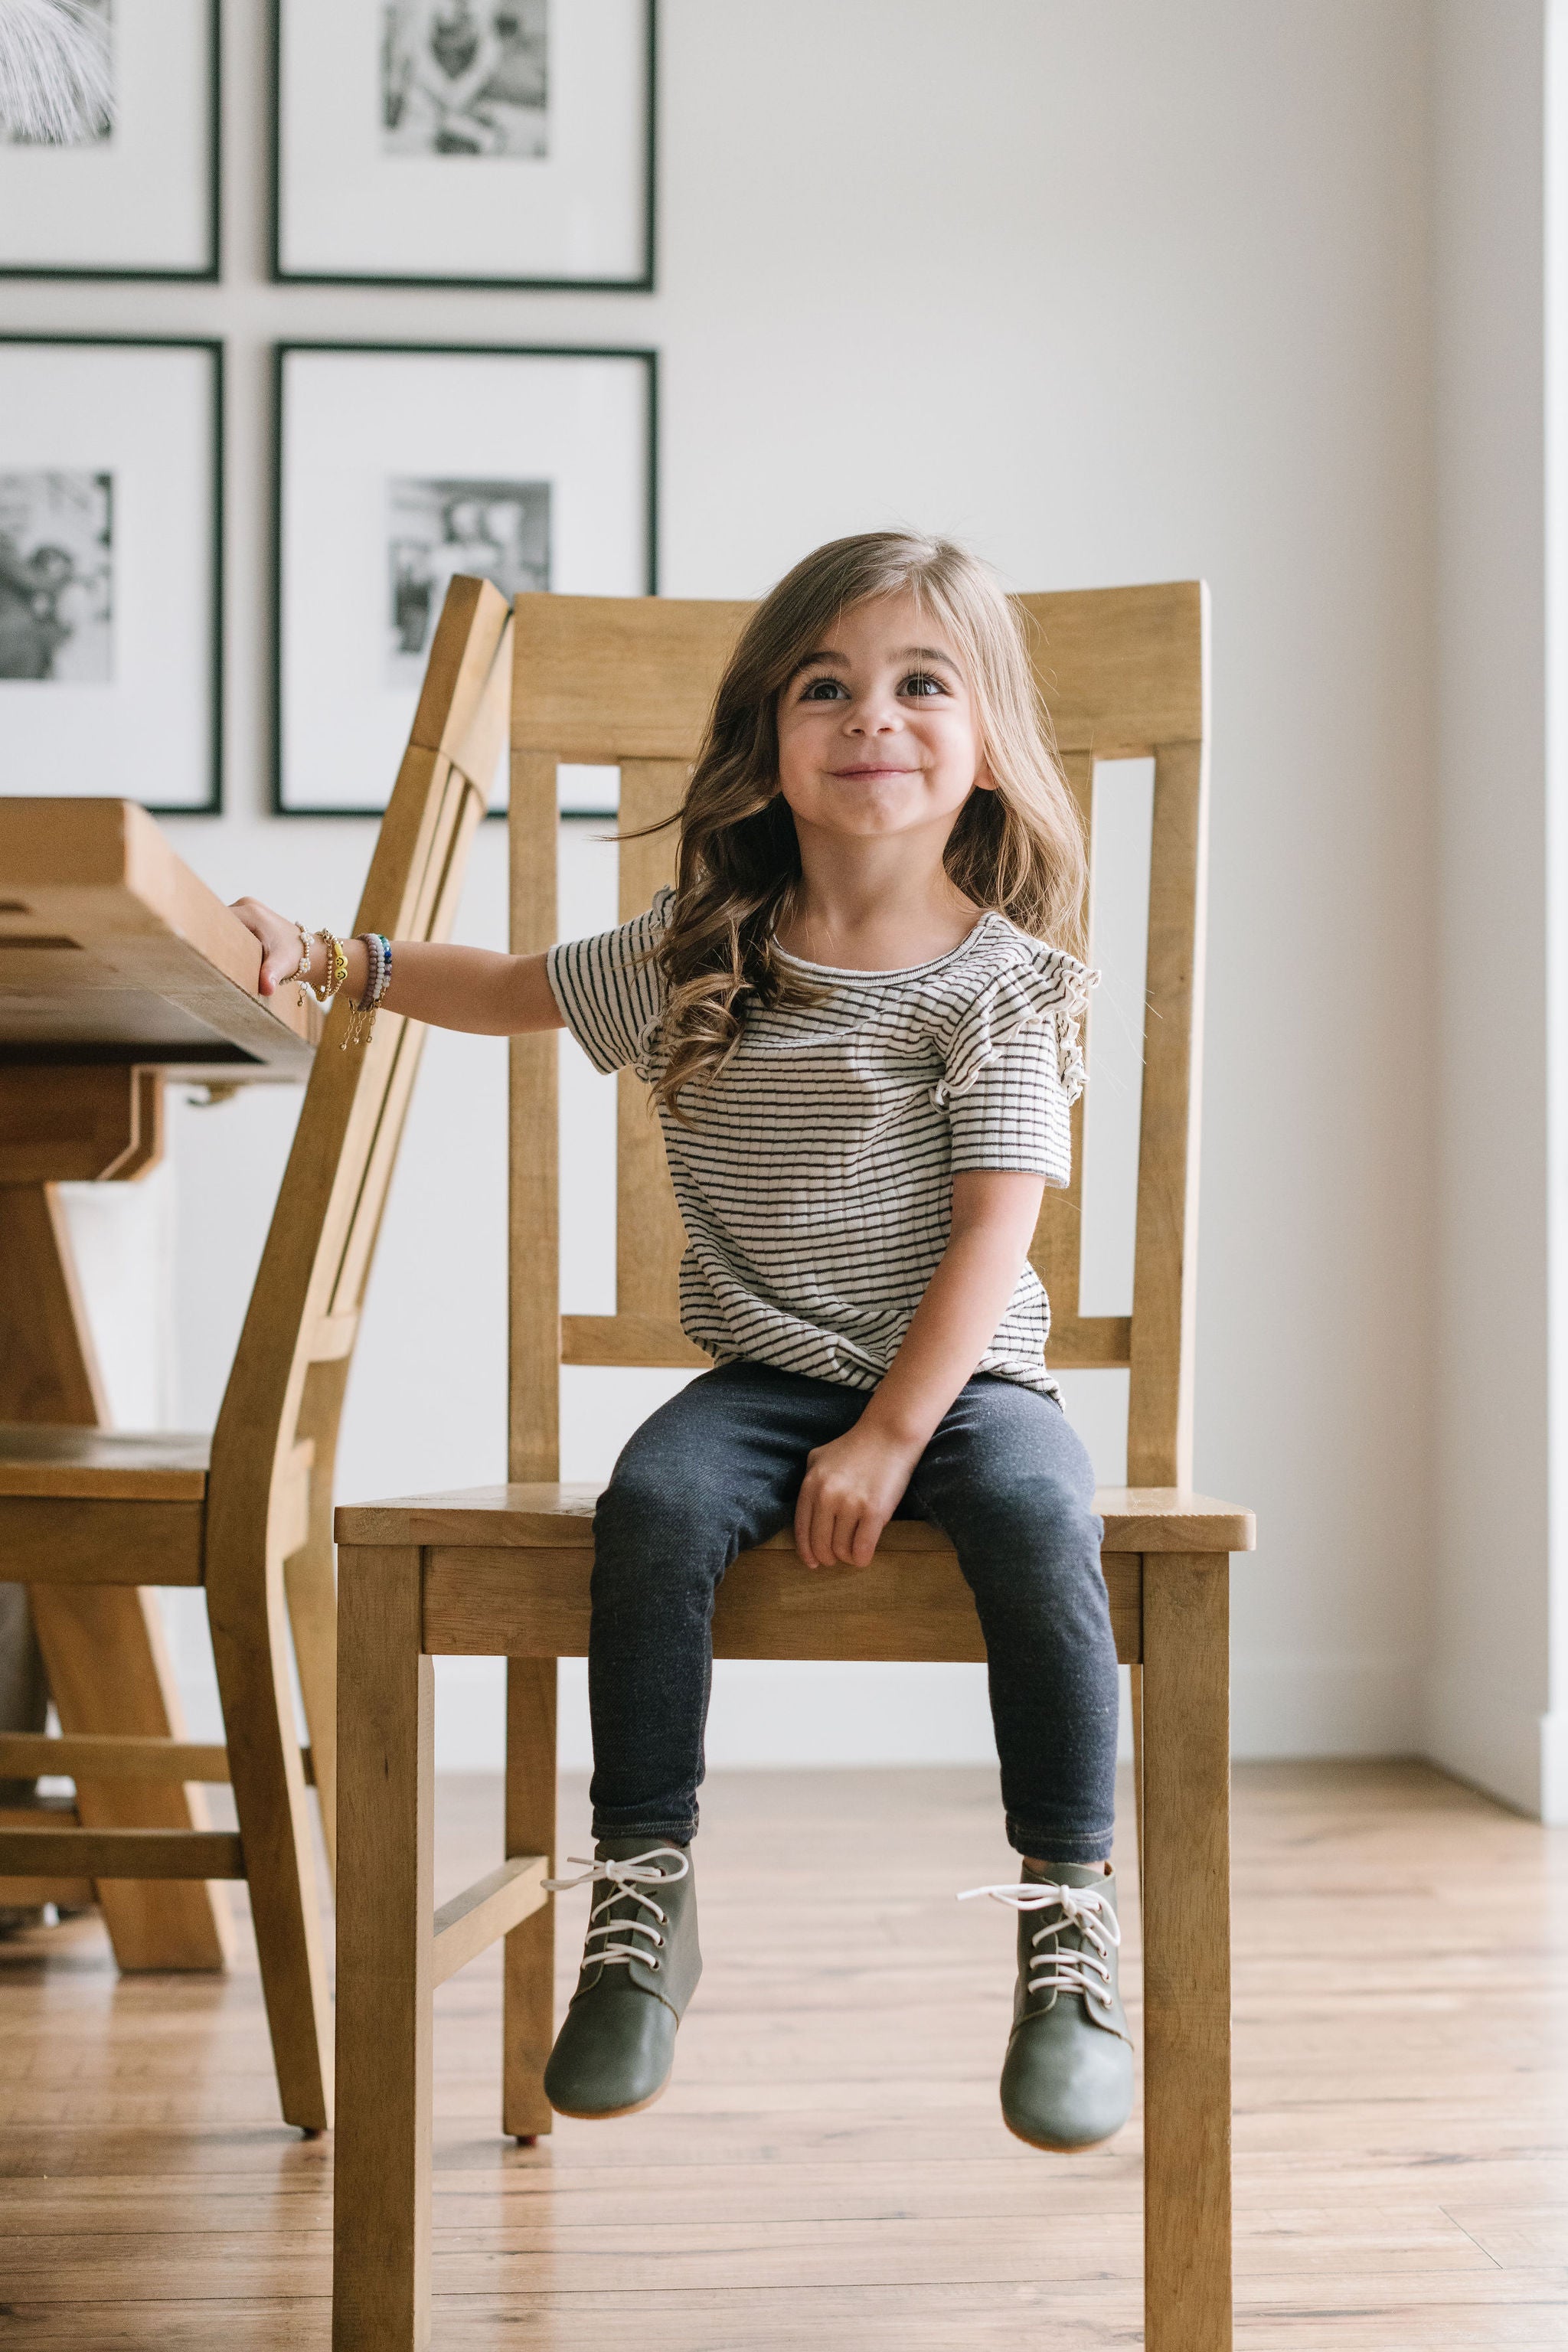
0, 1181, 231, 1970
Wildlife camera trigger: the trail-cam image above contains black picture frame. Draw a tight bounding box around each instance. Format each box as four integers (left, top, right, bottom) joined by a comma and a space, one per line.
270, 0, 656, 293
0, 2, 220, 284
0, 333, 224, 818
271, 338, 658, 818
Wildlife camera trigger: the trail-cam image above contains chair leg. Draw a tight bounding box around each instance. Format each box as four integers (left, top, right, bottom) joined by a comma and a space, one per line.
1129, 1658, 1145, 1891
334, 1544, 433, 2352
31, 1582, 234, 1968
503, 1655, 557, 2138
285, 1534, 338, 1886
1140, 1553, 1232, 2352
207, 1544, 334, 2132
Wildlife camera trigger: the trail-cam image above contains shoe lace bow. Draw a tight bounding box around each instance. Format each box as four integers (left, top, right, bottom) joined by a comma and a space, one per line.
957, 1877, 1120, 2011
543, 1847, 689, 1975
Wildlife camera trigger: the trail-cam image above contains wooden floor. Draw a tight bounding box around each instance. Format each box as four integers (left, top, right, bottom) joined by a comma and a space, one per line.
2, 1759, 1566, 2347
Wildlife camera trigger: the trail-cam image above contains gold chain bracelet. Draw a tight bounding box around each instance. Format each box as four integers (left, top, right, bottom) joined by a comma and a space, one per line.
308, 929, 348, 1005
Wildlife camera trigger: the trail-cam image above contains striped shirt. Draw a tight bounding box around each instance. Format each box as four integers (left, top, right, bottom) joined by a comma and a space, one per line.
547, 889, 1093, 1399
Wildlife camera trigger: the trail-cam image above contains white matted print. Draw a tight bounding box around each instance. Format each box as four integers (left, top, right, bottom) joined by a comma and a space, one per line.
276, 0, 652, 287
0, 340, 220, 812
0, 1, 216, 277
276, 343, 654, 814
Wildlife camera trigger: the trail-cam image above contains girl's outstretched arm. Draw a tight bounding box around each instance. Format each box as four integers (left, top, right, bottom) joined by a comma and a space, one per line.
793, 1169, 1047, 1570
231, 898, 564, 1037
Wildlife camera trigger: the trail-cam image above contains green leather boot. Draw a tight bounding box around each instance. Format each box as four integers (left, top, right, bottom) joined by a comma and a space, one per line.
541, 1840, 701, 2120
962, 1859, 1134, 2151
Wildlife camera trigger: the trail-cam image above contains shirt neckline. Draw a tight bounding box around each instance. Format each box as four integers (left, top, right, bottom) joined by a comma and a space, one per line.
770, 909, 1011, 985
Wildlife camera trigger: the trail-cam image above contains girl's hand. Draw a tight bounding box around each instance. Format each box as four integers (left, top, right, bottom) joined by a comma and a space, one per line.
231, 898, 305, 998
794, 1423, 922, 1570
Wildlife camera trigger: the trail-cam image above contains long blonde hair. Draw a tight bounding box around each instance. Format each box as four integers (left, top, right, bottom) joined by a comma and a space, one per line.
649, 530, 1086, 1119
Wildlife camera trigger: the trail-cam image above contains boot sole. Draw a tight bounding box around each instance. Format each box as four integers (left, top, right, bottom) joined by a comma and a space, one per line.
546, 2079, 670, 2123
1001, 2107, 1125, 2155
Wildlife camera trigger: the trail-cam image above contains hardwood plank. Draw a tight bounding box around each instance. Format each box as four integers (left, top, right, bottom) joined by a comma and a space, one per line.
2, 1762, 1564, 2352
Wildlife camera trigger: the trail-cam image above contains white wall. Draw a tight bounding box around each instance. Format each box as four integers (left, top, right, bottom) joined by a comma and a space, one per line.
1426, 4, 1556, 1815
11, 1, 1443, 1773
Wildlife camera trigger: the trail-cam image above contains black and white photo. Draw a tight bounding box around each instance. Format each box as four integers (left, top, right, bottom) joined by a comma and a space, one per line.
0, 1, 217, 278
0, 338, 220, 811
2, 0, 113, 148
276, 341, 654, 814
381, 2, 547, 159
0, 470, 113, 681
387, 475, 548, 682
276, 0, 651, 289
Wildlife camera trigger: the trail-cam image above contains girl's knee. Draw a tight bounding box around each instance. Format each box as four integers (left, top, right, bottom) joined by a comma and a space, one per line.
975, 1469, 1104, 1573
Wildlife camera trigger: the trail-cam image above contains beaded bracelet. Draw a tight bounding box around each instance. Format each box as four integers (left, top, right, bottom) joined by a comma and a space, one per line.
342, 931, 394, 1050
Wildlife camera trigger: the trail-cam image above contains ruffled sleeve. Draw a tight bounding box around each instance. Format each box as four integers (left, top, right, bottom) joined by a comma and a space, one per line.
935, 944, 1096, 1184
547, 887, 673, 1076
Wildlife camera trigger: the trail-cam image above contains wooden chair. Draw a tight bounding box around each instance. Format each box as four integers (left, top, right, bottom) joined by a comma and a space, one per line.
0, 576, 512, 2134
331, 581, 1256, 2350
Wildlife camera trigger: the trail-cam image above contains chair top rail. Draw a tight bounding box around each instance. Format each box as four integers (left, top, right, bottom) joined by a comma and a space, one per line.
511, 581, 1205, 766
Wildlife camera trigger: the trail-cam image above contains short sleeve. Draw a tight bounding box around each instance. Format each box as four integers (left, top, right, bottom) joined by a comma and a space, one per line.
547, 888, 672, 1076
935, 946, 1095, 1187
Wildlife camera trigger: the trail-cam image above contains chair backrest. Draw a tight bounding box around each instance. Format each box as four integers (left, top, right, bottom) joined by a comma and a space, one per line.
509, 583, 1207, 1491
210, 575, 512, 1554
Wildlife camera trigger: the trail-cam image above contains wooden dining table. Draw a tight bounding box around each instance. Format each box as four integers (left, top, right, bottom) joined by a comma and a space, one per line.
0, 799, 317, 1967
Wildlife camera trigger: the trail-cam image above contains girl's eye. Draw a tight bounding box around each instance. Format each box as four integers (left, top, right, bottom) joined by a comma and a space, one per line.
902, 671, 946, 697
799, 675, 848, 701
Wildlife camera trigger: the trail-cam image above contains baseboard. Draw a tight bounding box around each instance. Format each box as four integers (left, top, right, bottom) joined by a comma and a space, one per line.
1420, 1671, 1556, 1819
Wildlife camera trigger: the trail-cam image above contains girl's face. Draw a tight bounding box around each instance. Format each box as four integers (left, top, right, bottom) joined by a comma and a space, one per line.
774, 591, 991, 846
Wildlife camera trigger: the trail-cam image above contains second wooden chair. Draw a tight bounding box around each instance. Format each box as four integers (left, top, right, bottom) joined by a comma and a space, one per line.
0, 575, 512, 2132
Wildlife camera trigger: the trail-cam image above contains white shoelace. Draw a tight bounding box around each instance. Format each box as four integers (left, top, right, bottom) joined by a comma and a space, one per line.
543, 1847, 689, 1975
958, 1877, 1120, 2011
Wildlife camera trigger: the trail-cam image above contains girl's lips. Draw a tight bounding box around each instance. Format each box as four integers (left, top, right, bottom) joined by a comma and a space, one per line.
831, 766, 918, 778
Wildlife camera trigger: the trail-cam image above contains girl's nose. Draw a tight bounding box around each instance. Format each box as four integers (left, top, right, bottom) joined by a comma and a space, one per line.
847, 698, 901, 733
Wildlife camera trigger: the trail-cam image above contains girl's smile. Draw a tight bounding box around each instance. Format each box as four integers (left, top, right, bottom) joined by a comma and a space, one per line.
775, 590, 991, 844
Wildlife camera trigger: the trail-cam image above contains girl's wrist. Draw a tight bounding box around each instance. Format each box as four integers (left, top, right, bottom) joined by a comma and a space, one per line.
853, 1400, 931, 1460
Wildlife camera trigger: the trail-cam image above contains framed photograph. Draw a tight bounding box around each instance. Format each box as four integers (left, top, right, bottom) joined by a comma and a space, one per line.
273, 0, 655, 290
0, 2, 219, 280
0, 338, 222, 815
274, 341, 655, 816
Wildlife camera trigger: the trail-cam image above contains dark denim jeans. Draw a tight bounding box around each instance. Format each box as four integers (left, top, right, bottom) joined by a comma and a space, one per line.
589, 1360, 1119, 1862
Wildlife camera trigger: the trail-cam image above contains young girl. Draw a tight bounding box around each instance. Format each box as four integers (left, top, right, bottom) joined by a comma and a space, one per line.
236, 531, 1131, 2153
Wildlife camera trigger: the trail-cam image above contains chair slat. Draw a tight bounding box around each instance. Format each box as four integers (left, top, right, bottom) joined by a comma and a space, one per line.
615, 759, 689, 1331
1128, 733, 1208, 1487
509, 749, 562, 1482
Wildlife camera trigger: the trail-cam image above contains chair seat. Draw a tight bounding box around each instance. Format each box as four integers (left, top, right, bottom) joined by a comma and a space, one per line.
335, 1480, 1256, 1553
0, 1428, 313, 1587
0, 1426, 211, 1501
335, 1482, 1254, 1671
